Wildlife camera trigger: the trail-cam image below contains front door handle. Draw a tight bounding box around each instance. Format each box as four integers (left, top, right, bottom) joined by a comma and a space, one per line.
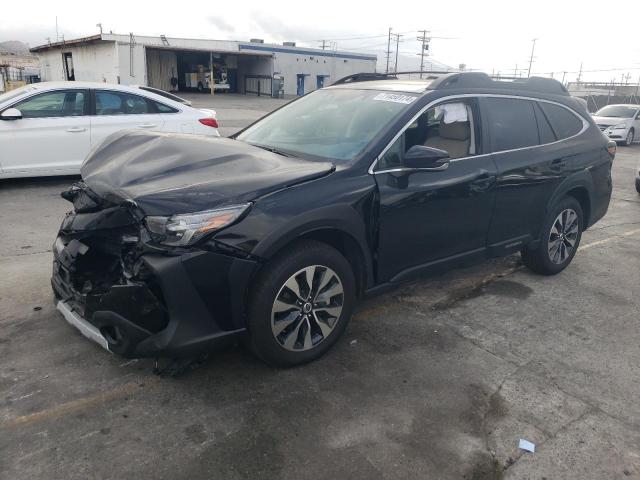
551, 158, 567, 170
66, 127, 86, 133
137, 123, 158, 128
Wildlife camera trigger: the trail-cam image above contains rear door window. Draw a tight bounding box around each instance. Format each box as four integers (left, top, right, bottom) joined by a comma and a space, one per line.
538, 102, 583, 140
485, 97, 539, 151
533, 102, 556, 144
152, 101, 179, 113
95, 91, 151, 115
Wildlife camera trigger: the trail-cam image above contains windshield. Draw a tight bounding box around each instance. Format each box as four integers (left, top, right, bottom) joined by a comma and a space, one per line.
0, 85, 37, 105
236, 88, 417, 161
595, 105, 638, 118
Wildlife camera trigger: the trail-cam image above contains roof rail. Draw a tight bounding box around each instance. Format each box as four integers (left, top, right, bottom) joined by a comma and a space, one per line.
332, 72, 397, 85
431, 72, 569, 95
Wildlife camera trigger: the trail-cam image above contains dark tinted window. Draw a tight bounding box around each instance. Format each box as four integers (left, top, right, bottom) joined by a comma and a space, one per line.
14, 90, 85, 118
538, 102, 582, 140
533, 102, 556, 144
153, 101, 178, 113
95, 91, 151, 115
485, 97, 538, 151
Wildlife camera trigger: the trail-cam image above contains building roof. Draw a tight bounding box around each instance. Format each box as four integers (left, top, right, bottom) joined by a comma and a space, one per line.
30, 33, 377, 61
30, 34, 104, 52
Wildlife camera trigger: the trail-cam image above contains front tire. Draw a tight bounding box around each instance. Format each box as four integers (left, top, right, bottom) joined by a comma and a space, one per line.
247, 240, 355, 367
625, 128, 635, 146
521, 197, 583, 275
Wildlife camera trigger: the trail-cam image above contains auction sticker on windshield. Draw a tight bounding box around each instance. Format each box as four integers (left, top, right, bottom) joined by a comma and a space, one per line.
372, 93, 417, 104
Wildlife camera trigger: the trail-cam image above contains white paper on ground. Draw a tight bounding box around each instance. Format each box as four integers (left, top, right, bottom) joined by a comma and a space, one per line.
518, 439, 536, 453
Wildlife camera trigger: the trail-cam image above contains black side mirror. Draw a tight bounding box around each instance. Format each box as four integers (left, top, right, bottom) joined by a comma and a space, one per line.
404, 145, 450, 170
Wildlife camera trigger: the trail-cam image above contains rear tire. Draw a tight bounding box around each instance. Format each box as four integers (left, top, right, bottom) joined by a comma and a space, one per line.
521, 197, 583, 275
246, 240, 355, 367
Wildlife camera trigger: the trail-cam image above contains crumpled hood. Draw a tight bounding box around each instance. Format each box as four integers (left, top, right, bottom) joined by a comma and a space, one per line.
81, 130, 334, 215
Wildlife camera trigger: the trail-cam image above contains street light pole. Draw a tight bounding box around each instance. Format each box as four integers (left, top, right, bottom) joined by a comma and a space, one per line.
527, 38, 537, 77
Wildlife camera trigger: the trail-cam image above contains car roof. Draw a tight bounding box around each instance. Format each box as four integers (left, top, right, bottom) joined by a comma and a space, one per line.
31, 81, 147, 92
327, 79, 434, 94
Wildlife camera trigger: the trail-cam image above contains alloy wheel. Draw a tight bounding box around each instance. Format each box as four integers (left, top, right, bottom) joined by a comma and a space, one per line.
271, 265, 344, 352
548, 208, 579, 264
626, 129, 634, 146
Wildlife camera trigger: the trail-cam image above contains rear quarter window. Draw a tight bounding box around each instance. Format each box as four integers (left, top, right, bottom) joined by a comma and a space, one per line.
538, 102, 583, 140
485, 97, 539, 151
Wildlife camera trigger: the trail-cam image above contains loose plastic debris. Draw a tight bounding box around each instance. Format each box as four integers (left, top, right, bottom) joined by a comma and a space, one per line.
518, 439, 535, 453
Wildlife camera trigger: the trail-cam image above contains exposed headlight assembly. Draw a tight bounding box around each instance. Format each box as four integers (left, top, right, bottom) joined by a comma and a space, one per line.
146, 204, 250, 246
611, 123, 627, 130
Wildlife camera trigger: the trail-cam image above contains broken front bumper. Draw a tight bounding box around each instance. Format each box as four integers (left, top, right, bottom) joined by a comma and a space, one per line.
52, 235, 257, 358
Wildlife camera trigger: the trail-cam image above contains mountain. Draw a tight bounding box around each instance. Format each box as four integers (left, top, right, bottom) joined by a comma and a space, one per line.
0, 41, 31, 55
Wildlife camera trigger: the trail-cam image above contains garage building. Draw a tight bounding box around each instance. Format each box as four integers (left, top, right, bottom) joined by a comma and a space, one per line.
31, 33, 377, 97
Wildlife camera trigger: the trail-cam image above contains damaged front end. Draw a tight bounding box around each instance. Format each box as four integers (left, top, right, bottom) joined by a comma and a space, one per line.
52, 182, 255, 358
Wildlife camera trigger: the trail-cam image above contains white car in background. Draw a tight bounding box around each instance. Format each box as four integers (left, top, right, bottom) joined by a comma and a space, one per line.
592, 104, 640, 146
0, 82, 219, 178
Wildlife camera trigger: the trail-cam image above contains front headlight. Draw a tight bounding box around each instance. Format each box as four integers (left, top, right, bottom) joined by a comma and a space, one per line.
145, 204, 250, 246
611, 123, 627, 130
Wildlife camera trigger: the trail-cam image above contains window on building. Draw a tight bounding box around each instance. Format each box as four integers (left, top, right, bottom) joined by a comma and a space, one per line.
538, 102, 583, 140
95, 91, 151, 115
14, 90, 86, 118
485, 97, 539, 151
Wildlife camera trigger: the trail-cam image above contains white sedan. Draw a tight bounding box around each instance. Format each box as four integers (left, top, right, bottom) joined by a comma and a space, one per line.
0, 82, 219, 178
592, 104, 640, 146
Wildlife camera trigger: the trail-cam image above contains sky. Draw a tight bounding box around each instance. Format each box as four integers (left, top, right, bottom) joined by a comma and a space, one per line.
2, 0, 640, 83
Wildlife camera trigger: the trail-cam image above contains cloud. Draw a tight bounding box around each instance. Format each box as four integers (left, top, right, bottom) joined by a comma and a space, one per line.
207, 16, 235, 33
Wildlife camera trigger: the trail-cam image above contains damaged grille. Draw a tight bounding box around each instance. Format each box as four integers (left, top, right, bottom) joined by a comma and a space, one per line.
53, 182, 169, 334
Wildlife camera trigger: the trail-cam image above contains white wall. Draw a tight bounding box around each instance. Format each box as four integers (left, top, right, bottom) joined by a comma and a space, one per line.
38, 42, 118, 83
116, 43, 146, 85
241, 45, 376, 96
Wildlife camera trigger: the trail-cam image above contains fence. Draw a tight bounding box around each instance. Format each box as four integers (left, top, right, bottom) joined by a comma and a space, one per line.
244, 75, 272, 96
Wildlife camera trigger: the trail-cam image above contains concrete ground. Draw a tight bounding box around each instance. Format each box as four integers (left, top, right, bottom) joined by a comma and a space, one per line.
181, 92, 292, 137
0, 95, 639, 479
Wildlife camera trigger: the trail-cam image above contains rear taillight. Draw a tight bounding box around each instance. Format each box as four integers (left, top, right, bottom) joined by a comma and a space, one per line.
199, 118, 219, 129
607, 142, 616, 157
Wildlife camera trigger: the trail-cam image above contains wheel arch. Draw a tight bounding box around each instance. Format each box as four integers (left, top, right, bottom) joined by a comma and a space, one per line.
250, 207, 375, 298
547, 172, 594, 229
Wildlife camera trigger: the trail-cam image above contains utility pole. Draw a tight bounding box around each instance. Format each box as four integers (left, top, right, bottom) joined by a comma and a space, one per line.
55, 16, 59, 42
393, 33, 402, 73
318, 40, 328, 50
385, 28, 392, 73
96, 23, 103, 34
526, 38, 537, 77
562, 71, 567, 85
417, 30, 430, 78
577, 61, 583, 83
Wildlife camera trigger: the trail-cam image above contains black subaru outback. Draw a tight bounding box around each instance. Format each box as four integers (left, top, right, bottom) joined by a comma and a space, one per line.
52, 72, 615, 366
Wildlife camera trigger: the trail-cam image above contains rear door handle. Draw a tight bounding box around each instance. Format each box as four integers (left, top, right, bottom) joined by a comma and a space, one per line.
137, 123, 158, 128
551, 158, 567, 170
66, 127, 86, 133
